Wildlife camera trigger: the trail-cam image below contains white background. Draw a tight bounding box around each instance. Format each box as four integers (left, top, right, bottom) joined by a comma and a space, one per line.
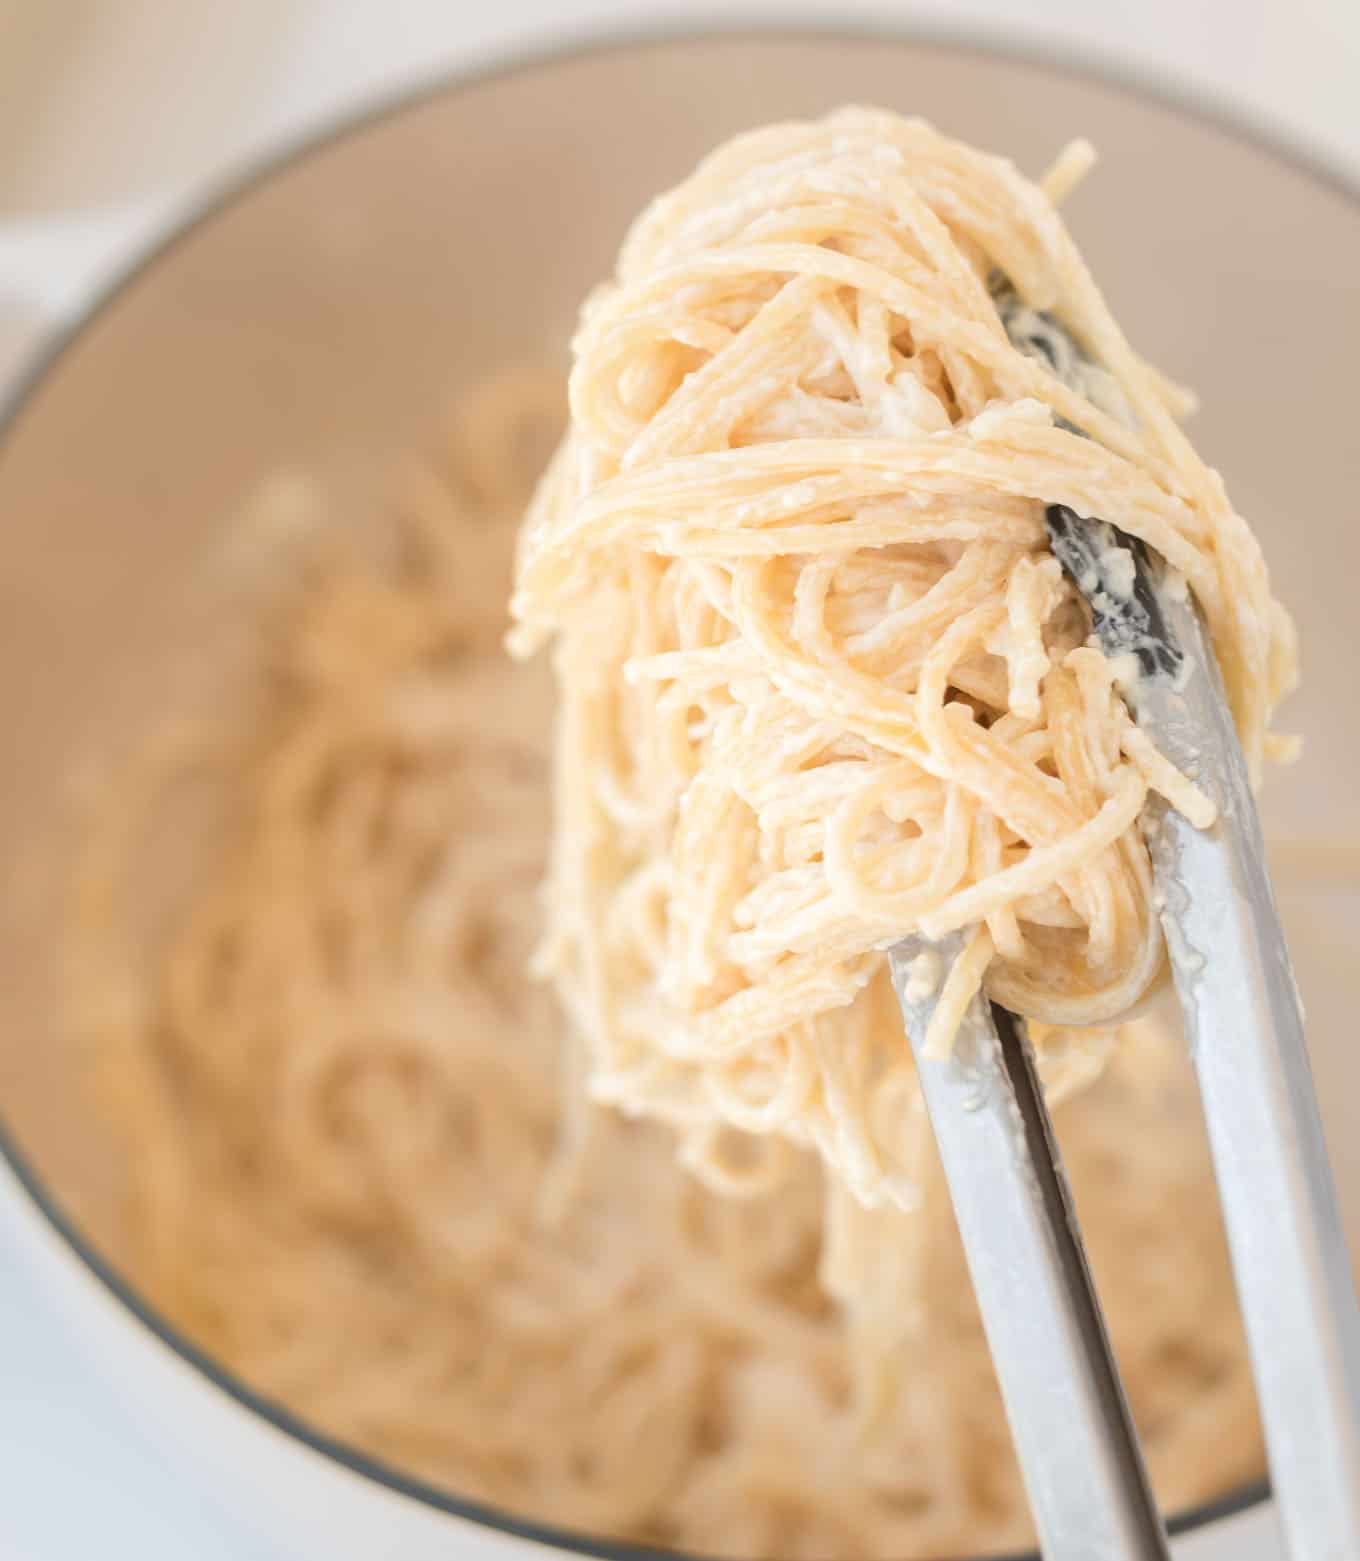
2, 2, 1359, 1557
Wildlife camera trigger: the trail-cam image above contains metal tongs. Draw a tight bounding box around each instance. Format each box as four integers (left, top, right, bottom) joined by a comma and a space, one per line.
890, 285, 1360, 1559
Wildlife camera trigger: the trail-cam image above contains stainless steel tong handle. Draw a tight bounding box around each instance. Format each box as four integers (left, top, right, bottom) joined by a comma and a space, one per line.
1125, 550, 1360, 1561
892, 275, 1360, 1559
895, 521, 1360, 1558
891, 936, 1171, 1560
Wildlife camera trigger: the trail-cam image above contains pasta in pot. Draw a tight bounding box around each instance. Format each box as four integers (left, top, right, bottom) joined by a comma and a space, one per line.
74, 430, 1262, 1554
75, 109, 1276, 1561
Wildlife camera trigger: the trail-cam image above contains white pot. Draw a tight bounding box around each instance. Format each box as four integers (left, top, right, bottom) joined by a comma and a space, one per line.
4, 27, 1357, 1560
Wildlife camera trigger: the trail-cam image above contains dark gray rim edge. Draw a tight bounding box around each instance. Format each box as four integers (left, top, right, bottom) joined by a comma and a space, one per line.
4, 14, 1322, 1556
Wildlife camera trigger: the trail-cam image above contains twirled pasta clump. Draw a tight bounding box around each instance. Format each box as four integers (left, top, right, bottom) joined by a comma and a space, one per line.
511, 108, 1296, 1212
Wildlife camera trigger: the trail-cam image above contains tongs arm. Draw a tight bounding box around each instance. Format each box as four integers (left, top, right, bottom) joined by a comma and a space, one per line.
1093, 524, 1360, 1561
891, 934, 1171, 1560
896, 276, 1360, 1561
